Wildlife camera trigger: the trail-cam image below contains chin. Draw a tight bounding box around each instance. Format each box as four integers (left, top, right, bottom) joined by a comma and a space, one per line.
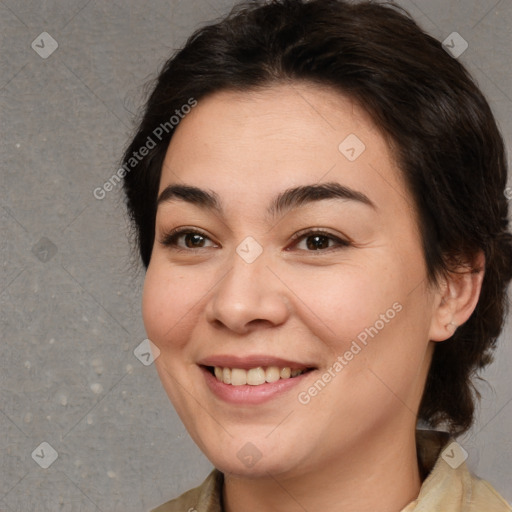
199, 434, 309, 478
212, 455, 297, 479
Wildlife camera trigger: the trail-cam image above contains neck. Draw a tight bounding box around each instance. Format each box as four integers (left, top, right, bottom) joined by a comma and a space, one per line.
222, 425, 421, 512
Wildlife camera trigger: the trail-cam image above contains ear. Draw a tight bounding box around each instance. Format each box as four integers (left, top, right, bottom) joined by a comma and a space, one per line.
428, 250, 485, 342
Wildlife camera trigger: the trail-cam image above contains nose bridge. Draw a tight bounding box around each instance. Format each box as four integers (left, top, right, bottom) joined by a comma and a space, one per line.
206, 242, 290, 332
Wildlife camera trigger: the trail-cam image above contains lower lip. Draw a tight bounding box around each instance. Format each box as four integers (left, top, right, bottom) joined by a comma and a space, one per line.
200, 366, 314, 405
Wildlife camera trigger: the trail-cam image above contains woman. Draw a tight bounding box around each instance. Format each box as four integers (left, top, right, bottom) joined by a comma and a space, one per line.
121, 1, 512, 510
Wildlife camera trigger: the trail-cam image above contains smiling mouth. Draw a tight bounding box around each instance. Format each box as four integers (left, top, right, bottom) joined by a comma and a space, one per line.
205, 365, 314, 386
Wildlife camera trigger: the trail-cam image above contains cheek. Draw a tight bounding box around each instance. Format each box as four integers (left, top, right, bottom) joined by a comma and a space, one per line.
141, 261, 205, 352
289, 257, 430, 387
288, 262, 400, 344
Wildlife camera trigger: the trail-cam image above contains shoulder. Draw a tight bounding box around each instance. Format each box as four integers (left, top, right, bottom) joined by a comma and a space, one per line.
468, 475, 512, 512
150, 469, 223, 512
409, 431, 511, 512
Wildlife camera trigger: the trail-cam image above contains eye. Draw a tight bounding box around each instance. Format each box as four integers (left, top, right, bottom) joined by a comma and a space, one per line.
159, 227, 349, 252
159, 228, 218, 250
289, 230, 350, 251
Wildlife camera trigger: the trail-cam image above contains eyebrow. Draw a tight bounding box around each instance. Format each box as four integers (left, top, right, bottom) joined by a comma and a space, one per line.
157, 181, 376, 217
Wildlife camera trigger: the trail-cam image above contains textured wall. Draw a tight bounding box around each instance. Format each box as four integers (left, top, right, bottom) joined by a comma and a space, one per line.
1, 1, 510, 511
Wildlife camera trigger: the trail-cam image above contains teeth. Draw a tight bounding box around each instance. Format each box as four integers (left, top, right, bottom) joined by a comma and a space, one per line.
222, 367, 231, 385
212, 366, 307, 386
247, 367, 266, 385
265, 366, 280, 383
231, 368, 247, 386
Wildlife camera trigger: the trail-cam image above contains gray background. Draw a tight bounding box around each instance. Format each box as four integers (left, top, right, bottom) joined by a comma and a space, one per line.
0, 0, 511, 511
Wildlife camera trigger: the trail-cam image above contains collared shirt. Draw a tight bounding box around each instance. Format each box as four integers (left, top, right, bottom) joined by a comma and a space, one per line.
150, 430, 511, 512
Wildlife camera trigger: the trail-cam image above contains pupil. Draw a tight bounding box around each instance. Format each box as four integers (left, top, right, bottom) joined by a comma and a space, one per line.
185, 233, 204, 248
307, 235, 329, 250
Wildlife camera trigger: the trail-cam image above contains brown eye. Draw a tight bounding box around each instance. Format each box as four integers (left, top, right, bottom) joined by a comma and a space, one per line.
184, 233, 207, 248
305, 234, 331, 250
160, 228, 218, 250
291, 230, 350, 252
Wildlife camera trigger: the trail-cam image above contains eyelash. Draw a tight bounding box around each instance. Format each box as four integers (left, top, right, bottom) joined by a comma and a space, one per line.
159, 227, 350, 253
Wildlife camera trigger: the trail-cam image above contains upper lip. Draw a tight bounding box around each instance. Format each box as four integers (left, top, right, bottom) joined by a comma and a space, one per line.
198, 355, 316, 370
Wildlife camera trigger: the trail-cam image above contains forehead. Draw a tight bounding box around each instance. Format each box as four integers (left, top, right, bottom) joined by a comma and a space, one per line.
159, 83, 410, 216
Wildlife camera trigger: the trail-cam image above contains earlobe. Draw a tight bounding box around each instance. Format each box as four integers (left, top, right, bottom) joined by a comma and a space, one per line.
428, 251, 485, 342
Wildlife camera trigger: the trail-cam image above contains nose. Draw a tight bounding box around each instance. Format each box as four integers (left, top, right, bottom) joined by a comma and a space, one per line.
205, 250, 291, 334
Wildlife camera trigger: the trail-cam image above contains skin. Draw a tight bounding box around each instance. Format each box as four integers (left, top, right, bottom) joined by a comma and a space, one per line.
142, 82, 484, 512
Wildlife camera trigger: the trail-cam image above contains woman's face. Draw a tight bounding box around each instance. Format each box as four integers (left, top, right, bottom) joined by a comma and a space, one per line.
142, 83, 441, 477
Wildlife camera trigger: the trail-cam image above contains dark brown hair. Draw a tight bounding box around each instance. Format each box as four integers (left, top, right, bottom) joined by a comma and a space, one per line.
122, 0, 512, 435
